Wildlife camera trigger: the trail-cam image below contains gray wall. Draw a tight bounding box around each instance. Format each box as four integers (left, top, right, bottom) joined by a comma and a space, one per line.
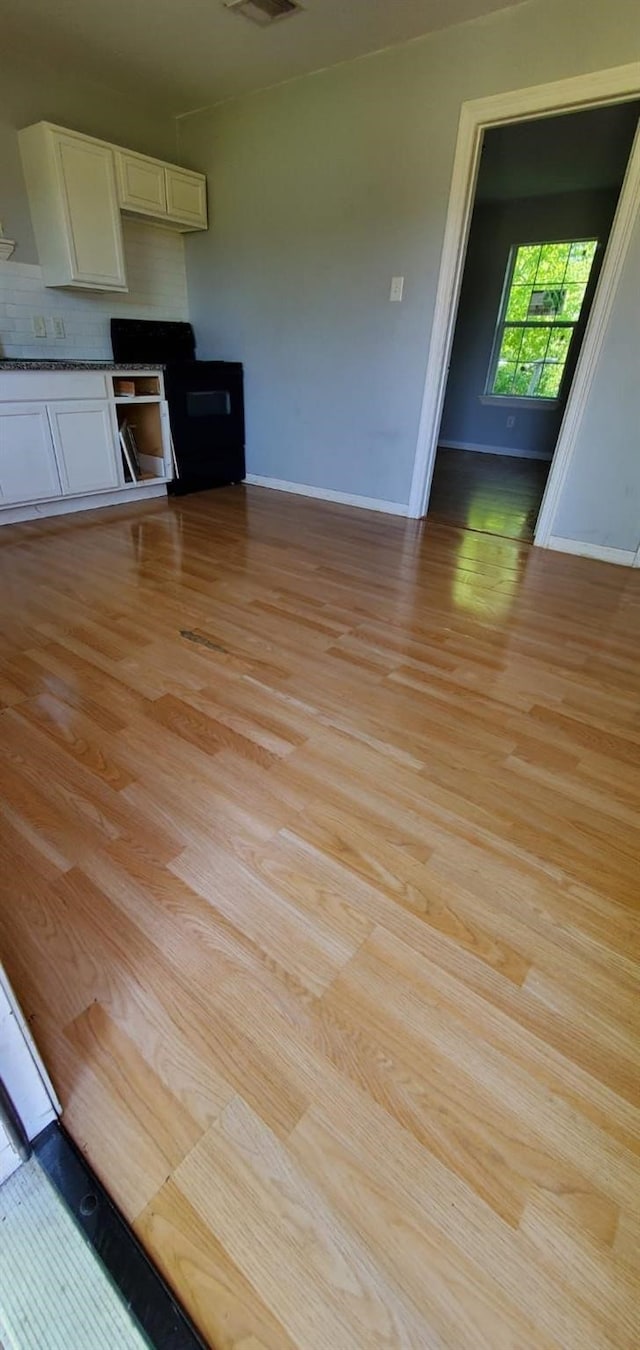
180, 0, 640, 535
0, 46, 178, 264
440, 190, 620, 459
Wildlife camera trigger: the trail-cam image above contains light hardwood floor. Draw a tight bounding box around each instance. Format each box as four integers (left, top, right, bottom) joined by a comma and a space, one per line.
0, 486, 639, 1349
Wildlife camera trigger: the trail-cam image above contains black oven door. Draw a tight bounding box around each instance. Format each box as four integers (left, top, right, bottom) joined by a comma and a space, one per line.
165, 361, 245, 494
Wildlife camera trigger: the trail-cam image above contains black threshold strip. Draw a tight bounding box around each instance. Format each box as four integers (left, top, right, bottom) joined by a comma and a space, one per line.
33, 1122, 208, 1350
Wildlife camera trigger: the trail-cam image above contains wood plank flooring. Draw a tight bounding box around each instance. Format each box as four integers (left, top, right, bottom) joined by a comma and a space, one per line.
429, 448, 551, 540
0, 486, 639, 1349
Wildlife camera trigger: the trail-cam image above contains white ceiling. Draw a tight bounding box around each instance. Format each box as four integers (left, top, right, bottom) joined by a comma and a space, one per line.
1, 0, 526, 117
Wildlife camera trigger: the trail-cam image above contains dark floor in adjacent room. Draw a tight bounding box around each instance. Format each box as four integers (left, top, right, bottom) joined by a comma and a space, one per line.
428, 448, 551, 541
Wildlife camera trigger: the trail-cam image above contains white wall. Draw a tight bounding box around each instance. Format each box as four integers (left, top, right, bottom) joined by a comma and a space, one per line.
551, 205, 640, 553
0, 968, 59, 1185
0, 221, 189, 361
180, 0, 640, 542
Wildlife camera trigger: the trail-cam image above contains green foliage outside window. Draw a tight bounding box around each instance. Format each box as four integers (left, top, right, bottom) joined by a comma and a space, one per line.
489, 239, 598, 399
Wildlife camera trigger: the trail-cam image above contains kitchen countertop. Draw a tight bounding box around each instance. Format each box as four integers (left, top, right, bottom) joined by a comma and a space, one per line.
0, 360, 165, 371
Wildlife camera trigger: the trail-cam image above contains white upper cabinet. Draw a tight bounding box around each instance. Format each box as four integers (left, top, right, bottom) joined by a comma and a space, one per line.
19, 124, 127, 291
115, 150, 207, 231
19, 122, 208, 292
165, 166, 208, 229
115, 149, 167, 219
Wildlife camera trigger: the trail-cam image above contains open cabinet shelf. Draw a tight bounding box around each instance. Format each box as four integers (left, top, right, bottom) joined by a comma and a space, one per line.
116, 400, 170, 485
112, 375, 162, 398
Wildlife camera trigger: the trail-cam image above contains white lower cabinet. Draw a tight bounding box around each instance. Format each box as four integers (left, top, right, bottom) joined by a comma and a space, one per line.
0, 403, 62, 503
0, 368, 170, 524
48, 400, 121, 495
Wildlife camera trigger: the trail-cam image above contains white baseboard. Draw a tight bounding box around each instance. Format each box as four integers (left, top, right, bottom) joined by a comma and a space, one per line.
245, 474, 410, 516
545, 535, 636, 566
0, 482, 166, 527
439, 439, 553, 461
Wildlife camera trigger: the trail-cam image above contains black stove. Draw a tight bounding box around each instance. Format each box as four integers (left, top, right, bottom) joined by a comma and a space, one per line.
110, 318, 245, 496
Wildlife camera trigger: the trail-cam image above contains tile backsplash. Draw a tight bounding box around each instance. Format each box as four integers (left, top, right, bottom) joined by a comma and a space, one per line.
0, 219, 189, 360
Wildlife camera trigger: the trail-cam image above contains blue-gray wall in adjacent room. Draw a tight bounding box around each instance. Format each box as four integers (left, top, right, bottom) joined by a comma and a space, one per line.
439, 190, 620, 459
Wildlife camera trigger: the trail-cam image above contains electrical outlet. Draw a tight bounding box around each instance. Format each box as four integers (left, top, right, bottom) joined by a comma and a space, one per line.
506, 415, 516, 429
389, 276, 404, 303
32, 315, 47, 338
52, 317, 65, 339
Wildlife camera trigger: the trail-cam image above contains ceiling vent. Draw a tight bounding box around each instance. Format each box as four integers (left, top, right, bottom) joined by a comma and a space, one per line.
224, 0, 303, 25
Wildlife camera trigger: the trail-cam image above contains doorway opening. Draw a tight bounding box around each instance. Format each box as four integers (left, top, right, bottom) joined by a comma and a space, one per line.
426, 100, 640, 542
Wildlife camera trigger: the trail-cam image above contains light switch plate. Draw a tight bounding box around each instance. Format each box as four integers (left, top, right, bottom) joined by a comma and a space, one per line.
389, 276, 404, 302
52, 317, 65, 339
32, 315, 47, 338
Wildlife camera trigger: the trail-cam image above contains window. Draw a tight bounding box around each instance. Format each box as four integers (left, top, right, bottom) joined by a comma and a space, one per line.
486, 239, 599, 400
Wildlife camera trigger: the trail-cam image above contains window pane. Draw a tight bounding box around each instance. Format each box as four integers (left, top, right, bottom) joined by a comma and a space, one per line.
505, 286, 531, 321
513, 245, 540, 284
512, 363, 535, 395
499, 327, 524, 361
537, 363, 564, 398
547, 327, 573, 362
520, 328, 550, 362
526, 287, 564, 321
535, 243, 571, 284
493, 362, 516, 395
557, 284, 587, 321
565, 239, 598, 283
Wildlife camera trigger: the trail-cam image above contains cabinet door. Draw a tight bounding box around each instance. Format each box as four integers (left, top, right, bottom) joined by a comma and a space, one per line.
165, 167, 208, 229
48, 401, 121, 495
0, 404, 62, 504
115, 150, 167, 217
55, 132, 127, 289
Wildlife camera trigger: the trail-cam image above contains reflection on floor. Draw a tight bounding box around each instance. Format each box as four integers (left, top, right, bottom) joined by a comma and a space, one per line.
429, 448, 551, 541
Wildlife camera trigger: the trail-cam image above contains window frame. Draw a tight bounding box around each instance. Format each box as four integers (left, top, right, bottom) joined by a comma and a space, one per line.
483, 236, 600, 408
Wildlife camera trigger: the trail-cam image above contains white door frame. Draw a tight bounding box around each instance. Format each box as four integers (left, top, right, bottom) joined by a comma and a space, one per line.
408, 62, 640, 546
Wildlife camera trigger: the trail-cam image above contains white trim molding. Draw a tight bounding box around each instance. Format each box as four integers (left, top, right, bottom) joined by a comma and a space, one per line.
478, 394, 557, 409
0, 482, 166, 527
408, 61, 640, 538
439, 439, 552, 461
245, 474, 410, 516
546, 535, 636, 566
